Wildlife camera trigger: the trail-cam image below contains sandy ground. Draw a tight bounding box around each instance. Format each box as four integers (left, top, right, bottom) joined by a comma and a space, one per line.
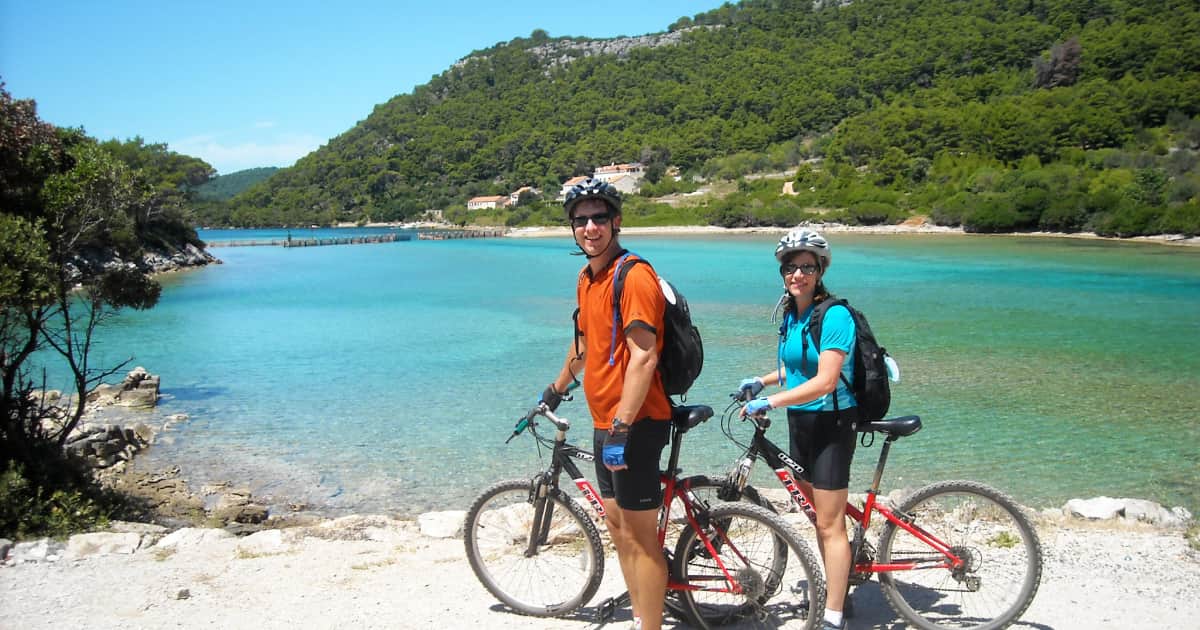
3, 515, 1197, 630
502, 223, 1200, 246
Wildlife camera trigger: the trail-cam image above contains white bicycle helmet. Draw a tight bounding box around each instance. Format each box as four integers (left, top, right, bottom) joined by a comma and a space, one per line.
775, 227, 831, 267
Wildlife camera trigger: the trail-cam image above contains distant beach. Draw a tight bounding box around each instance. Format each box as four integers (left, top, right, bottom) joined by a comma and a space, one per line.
501, 222, 1200, 246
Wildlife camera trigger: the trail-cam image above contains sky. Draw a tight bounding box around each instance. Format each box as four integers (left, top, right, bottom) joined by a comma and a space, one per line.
1, 0, 721, 175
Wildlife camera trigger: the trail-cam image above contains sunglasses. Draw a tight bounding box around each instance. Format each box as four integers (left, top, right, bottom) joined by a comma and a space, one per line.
780, 262, 821, 277
570, 212, 614, 228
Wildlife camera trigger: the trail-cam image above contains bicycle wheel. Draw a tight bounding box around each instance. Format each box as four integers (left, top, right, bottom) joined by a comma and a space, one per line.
876, 480, 1043, 630
463, 478, 605, 617
673, 502, 825, 629
677, 474, 777, 512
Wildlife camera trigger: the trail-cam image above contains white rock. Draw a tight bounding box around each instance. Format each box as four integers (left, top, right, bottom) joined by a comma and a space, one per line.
236, 529, 287, 555
67, 532, 141, 558
154, 527, 234, 549
8, 538, 65, 564
417, 510, 466, 539
1064, 496, 1126, 520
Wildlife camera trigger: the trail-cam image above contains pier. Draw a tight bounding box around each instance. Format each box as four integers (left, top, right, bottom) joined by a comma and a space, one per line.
206, 229, 508, 248
207, 233, 410, 248
417, 228, 508, 240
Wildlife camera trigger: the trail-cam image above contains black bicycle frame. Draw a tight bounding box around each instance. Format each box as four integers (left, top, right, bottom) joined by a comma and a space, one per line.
526, 422, 607, 556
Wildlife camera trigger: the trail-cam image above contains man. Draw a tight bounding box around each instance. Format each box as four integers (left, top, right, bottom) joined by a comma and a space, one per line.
540, 177, 672, 630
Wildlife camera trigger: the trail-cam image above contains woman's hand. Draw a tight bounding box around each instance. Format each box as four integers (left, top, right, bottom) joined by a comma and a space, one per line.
742, 397, 772, 418
737, 377, 764, 401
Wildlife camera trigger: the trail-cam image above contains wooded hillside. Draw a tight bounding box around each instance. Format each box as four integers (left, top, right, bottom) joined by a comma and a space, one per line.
211, 0, 1199, 236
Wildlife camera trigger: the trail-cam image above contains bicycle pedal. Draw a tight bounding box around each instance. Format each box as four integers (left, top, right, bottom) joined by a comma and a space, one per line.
663, 592, 687, 617
595, 591, 631, 623
595, 597, 617, 623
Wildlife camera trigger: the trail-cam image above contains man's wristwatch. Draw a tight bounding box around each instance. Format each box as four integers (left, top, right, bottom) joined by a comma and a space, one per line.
610, 418, 630, 433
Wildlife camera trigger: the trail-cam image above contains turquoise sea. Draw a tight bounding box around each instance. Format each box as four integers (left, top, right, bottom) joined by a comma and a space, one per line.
60, 229, 1200, 517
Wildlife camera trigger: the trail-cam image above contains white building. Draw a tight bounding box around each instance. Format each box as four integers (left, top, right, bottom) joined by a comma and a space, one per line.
558, 175, 590, 201
466, 195, 509, 210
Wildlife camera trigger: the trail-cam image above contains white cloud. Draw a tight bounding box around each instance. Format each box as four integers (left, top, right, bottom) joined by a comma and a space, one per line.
171, 133, 323, 175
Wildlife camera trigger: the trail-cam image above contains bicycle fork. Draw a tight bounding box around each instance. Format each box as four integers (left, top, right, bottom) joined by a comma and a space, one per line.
524, 473, 556, 557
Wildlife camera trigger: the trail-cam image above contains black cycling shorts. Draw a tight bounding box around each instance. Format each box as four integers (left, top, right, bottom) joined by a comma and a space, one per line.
787, 407, 859, 491
593, 419, 670, 511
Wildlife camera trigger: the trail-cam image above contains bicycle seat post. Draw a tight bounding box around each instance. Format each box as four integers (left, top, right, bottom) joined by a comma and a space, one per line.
867, 433, 900, 496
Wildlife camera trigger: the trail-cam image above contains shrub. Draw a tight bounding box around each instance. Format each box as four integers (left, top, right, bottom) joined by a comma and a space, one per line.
962, 195, 1032, 233
0, 460, 111, 540
846, 201, 901, 225
1092, 204, 1162, 237
1157, 201, 1200, 236
1039, 199, 1088, 232
930, 191, 974, 226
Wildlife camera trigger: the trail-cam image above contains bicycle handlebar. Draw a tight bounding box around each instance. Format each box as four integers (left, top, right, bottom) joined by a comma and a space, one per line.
508, 403, 566, 443
728, 390, 771, 431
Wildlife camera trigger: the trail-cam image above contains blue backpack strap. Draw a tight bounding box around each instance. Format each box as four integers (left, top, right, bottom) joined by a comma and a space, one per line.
609, 251, 642, 366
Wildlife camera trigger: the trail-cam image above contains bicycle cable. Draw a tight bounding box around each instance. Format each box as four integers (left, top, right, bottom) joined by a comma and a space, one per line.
719, 396, 754, 453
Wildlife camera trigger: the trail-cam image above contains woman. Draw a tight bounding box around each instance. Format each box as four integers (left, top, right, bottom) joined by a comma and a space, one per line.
738, 227, 858, 630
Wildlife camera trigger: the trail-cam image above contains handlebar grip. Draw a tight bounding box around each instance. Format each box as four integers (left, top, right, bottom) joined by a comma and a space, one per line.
507, 403, 543, 443
506, 418, 529, 443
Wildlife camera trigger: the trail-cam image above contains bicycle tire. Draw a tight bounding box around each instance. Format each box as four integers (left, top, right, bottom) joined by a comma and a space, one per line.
876, 480, 1043, 630
677, 474, 778, 512
463, 478, 605, 617
673, 502, 826, 629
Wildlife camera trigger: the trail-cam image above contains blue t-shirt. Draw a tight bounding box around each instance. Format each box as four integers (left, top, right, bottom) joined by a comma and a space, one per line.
778, 302, 857, 412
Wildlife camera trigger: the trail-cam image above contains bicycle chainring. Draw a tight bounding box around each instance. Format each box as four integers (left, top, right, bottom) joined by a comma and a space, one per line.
849, 539, 877, 585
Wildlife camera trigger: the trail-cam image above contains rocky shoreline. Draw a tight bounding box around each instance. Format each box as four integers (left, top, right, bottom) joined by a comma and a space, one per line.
69, 239, 220, 281
4, 370, 1198, 628
10, 368, 1196, 561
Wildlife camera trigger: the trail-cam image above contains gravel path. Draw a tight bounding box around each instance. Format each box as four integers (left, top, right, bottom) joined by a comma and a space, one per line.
2, 516, 1197, 629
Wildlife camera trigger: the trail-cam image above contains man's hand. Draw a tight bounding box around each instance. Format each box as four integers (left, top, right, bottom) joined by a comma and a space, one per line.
539, 384, 564, 412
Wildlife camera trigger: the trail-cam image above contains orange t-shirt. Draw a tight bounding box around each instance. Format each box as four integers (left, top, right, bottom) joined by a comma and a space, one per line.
576, 254, 672, 430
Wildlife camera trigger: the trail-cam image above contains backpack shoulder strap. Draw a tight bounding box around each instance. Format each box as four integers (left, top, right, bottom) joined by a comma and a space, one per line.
806, 297, 845, 353
611, 253, 648, 317
609, 251, 647, 366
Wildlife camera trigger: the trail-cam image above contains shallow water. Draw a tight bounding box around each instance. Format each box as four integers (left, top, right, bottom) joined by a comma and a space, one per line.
50, 230, 1200, 516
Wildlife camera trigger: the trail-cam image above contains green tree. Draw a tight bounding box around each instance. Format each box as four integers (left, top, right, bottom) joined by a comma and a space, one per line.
1, 85, 173, 538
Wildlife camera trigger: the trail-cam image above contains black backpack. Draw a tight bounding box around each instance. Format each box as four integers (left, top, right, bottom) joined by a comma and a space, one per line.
610, 253, 704, 400
805, 297, 892, 422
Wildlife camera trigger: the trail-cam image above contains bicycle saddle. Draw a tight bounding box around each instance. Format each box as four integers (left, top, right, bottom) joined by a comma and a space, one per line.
858, 415, 922, 437
671, 405, 714, 434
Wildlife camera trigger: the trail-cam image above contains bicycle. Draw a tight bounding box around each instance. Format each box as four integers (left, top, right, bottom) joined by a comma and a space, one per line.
463, 398, 829, 628
678, 394, 1043, 630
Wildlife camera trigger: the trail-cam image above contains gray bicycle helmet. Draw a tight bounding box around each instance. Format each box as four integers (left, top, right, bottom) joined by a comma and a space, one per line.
563, 177, 622, 216
775, 227, 831, 267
